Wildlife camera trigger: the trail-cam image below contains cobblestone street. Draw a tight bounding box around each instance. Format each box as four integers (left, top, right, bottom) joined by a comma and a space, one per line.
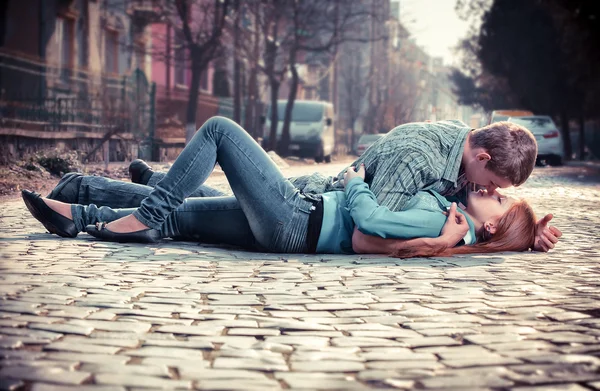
0, 164, 599, 391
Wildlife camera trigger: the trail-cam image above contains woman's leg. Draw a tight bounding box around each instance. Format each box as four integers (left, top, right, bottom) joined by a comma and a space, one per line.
108, 116, 314, 252
70, 196, 258, 249
77, 176, 226, 208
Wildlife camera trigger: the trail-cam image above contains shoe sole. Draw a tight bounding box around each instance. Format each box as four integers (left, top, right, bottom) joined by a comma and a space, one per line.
22, 192, 77, 238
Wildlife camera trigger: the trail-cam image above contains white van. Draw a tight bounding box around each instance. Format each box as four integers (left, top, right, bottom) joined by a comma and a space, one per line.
262, 100, 335, 163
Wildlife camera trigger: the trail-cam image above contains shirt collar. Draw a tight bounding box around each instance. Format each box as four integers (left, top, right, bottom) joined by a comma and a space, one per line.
442, 127, 472, 183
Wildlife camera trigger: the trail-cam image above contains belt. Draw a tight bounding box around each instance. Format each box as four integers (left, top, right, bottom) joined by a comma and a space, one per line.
304, 195, 324, 253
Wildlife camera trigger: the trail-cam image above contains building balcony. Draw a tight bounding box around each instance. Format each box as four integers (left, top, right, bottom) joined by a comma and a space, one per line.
127, 0, 162, 25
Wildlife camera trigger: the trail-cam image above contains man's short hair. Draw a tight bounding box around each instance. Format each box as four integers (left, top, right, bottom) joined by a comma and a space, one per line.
470, 121, 538, 186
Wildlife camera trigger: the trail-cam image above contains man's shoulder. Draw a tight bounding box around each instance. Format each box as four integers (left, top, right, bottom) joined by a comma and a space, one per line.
383, 120, 470, 152
389, 119, 470, 135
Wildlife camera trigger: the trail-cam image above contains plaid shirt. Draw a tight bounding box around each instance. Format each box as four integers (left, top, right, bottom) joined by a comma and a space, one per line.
290, 120, 472, 212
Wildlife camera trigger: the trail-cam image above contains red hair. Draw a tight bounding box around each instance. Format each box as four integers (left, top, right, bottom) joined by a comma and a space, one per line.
391, 200, 537, 258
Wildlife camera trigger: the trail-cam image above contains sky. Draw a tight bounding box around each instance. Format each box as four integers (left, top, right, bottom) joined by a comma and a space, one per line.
396, 0, 472, 66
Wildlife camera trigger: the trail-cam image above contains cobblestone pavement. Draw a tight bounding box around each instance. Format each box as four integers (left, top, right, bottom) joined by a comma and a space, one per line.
0, 165, 599, 391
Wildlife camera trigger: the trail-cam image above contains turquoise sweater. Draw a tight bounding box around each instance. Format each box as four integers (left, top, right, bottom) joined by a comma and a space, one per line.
315, 177, 477, 254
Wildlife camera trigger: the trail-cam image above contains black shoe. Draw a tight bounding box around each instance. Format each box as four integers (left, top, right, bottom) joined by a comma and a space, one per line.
22, 190, 78, 238
129, 159, 154, 185
47, 172, 83, 203
85, 222, 161, 243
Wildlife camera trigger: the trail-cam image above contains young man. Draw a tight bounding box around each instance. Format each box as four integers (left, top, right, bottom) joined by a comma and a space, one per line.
48, 119, 560, 251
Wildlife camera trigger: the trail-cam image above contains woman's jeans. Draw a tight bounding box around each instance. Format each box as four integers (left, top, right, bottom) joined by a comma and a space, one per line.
72, 117, 315, 253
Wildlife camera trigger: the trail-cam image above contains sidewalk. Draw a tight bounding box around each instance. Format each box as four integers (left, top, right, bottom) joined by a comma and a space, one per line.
0, 166, 599, 390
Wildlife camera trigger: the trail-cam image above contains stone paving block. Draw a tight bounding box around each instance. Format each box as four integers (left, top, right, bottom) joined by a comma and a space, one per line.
276, 372, 371, 390
155, 324, 225, 336
398, 336, 461, 348
511, 385, 591, 391
67, 319, 152, 333
331, 337, 404, 347
291, 360, 365, 372
1, 360, 79, 370
0, 366, 91, 385
61, 335, 140, 348
28, 322, 94, 336
79, 363, 171, 377
124, 346, 207, 359
141, 338, 213, 349
416, 373, 514, 389
31, 384, 126, 391
264, 335, 330, 348
178, 367, 270, 380
212, 356, 288, 371
227, 327, 281, 336
95, 373, 192, 389
366, 360, 443, 370
348, 329, 422, 338
44, 351, 130, 365
43, 341, 121, 354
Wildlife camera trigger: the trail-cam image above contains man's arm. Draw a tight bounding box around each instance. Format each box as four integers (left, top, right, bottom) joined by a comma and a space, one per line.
368, 150, 435, 211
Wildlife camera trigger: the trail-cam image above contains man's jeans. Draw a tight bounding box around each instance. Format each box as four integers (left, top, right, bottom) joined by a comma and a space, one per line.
72, 117, 314, 253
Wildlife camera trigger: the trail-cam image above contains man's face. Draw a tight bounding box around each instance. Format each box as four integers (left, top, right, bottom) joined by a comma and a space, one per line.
464, 153, 513, 192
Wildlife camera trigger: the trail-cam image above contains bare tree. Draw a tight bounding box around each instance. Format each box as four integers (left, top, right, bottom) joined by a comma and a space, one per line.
172, 0, 230, 142
279, 0, 382, 156
338, 41, 368, 149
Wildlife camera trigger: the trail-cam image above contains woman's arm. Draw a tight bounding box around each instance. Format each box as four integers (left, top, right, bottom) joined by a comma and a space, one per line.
343, 175, 448, 239
352, 203, 469, 255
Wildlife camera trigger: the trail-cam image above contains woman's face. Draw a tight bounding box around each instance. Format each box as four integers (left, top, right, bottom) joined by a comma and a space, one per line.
465, 189, 515, 223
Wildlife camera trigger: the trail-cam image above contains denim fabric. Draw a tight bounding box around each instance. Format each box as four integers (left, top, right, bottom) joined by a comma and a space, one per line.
78, 175, 225, 208
70, 196, 259, 250
125, 116, 313, 253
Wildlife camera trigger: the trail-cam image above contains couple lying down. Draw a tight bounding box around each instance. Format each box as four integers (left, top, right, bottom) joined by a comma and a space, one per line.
22, 116, 561, 258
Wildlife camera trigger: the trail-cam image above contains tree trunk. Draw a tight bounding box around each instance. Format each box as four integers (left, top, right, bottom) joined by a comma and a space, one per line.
268, 77, 280, 151
559, 110, 572, 160
233, 0, 242, 124
244, 1, 261, 138
185, 54, 203, 143
281, 50, 299, 157
578, 113, 586, 160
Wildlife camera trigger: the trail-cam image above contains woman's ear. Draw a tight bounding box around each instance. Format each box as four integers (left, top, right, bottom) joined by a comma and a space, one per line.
484, 220, 498, 235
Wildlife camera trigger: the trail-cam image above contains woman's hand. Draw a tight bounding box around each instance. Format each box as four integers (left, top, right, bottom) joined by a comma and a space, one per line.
440, 202, 469, 247
343, 164, 365, 188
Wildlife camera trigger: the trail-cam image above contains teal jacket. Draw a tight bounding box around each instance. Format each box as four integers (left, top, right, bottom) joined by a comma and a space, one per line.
315, 177, 477, 254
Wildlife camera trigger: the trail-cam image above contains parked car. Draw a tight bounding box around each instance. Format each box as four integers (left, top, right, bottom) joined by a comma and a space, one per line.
356, 133, 386, 156
262, 100, 335, 163
507, 115, 564, 166
489, 110, 533, 124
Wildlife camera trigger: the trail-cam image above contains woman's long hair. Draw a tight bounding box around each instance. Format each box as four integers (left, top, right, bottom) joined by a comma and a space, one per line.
391, 200, 537, 258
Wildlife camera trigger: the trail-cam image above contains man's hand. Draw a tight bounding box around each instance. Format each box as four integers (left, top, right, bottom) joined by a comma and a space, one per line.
533, 214, 562, 252
343, 164, 365, 188
440, 202, 469, 247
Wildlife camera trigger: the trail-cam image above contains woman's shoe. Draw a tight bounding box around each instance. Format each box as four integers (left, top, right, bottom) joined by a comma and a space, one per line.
85, 222, 161, 243
21, 190, 78, 238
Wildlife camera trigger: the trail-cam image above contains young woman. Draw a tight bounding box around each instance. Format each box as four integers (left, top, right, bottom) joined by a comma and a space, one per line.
22, 117, 537, 257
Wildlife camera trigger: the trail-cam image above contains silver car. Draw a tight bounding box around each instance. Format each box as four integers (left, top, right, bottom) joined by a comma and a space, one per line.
355, 133, 386, 156
508, 116, 564, 166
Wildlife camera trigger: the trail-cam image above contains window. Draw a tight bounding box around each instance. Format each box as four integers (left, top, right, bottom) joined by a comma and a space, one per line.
57, 17, 75, 82
174, 44, 187, 86
105, 30, 119, 74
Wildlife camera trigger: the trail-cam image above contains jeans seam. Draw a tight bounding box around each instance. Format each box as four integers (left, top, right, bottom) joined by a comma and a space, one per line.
216, 129, 296, 206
